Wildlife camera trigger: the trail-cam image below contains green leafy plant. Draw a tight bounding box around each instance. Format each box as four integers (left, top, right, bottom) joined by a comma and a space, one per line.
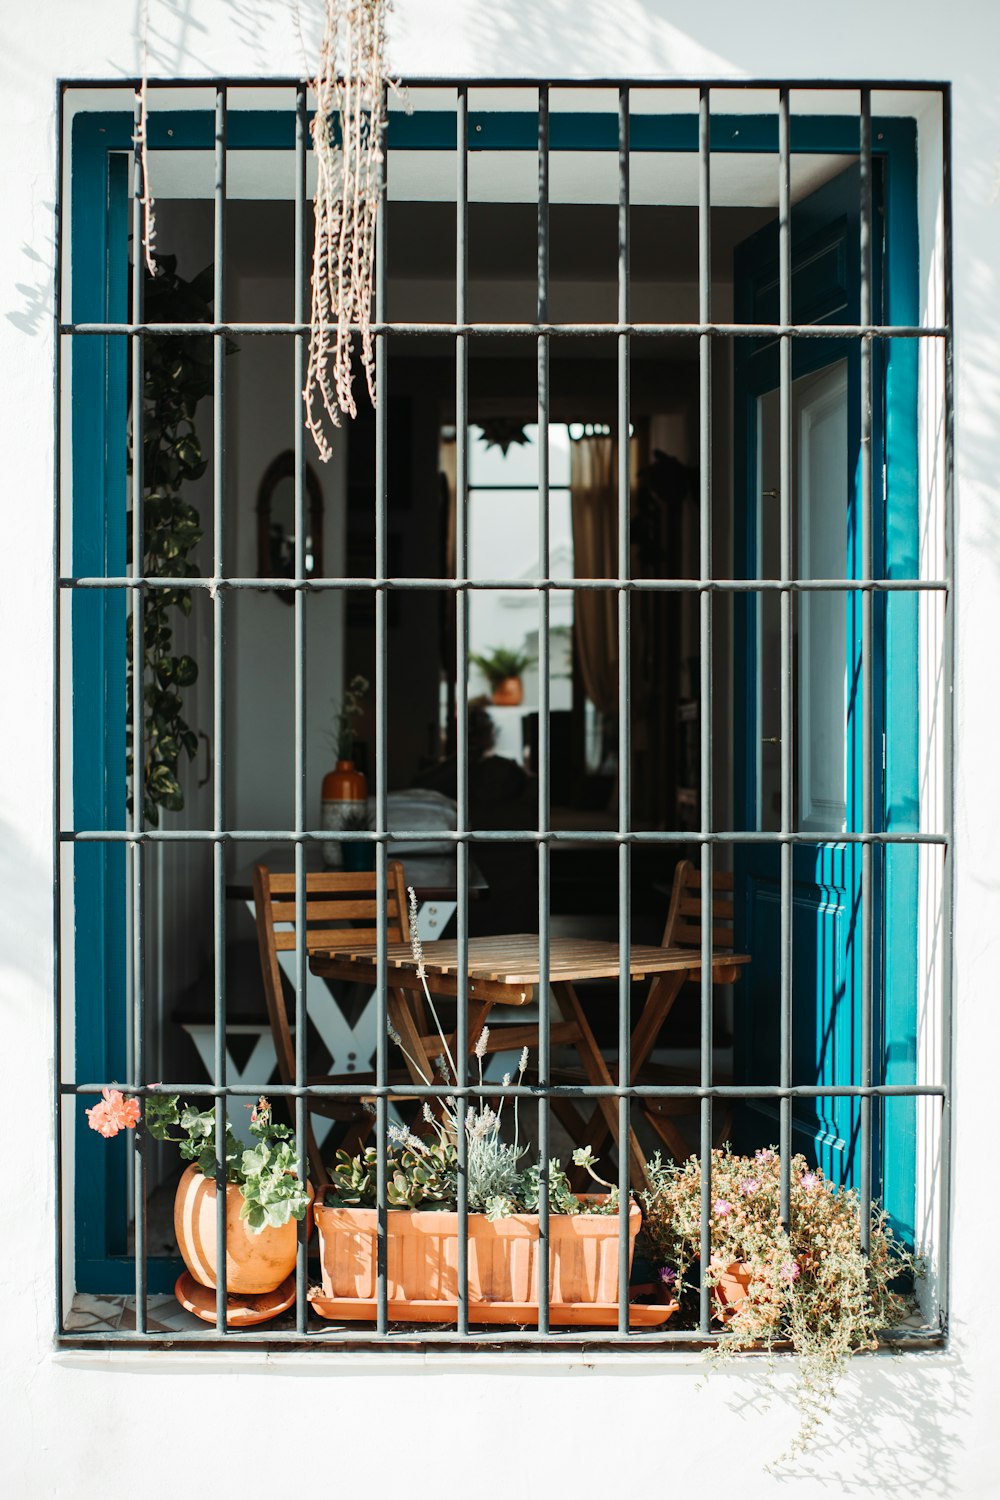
126, 252, 222, 825
468, 645, 535, 689
139, 1093, 310, 1232
641, 1147, 921, 1456
329, 673, 369, 760
337, 803, 374, 832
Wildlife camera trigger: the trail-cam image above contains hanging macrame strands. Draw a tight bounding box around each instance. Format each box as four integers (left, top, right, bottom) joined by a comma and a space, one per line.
305, 0, 395, 462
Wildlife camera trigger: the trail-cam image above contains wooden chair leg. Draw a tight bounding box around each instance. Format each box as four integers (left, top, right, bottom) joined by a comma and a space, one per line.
643, 1108, 693, 1164
305, 1116, 331, 1189
340, 1113, 376, 1157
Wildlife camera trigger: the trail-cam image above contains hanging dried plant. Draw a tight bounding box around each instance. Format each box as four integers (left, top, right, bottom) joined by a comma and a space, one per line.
305, 0, 398, 462
135, 0, 158, 276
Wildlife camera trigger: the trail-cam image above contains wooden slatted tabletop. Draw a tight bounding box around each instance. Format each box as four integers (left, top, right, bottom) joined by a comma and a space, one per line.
310, 933, 750, 1003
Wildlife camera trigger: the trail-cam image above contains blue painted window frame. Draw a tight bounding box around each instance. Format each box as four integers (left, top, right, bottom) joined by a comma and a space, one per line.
69, 104, 920, 1290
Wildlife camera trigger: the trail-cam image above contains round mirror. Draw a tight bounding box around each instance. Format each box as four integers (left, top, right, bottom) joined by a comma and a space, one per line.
256, 450, 324, 603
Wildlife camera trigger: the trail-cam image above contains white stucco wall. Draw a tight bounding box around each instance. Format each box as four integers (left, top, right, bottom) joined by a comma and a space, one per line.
2, 1, 999, 1494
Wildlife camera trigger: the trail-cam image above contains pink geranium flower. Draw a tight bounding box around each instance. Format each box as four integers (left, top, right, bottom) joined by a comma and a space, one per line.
86, 1088, 141, 1138
714, 1198, 733, 1217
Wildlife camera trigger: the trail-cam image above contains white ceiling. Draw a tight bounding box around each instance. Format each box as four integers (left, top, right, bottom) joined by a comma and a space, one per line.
145, 145, 848, 206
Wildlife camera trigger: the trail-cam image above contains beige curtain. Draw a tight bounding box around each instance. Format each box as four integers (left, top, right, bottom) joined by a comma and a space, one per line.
570, 436, 621, 717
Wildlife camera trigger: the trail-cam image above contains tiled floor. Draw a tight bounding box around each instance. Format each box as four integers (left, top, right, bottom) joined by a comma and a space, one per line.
65, 1291, 204, 1334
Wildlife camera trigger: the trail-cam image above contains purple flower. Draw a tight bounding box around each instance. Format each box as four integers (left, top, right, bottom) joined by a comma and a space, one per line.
658, 1266, 677, 1286
739, 1177, 761, 1196
714, 1198, 733, 1217
801, 1172, 819, 1191
779, 1259, 800, 1282
755, 1149, 776, 1164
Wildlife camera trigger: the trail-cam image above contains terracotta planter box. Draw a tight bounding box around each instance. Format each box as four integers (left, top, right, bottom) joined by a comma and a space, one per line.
310, 1194, 675, 1326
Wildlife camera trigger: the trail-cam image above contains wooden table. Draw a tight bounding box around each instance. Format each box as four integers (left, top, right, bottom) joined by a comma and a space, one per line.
310, 934, 750, 1186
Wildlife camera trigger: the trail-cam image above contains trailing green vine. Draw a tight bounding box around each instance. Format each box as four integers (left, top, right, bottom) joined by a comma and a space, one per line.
127, 253, 217, 824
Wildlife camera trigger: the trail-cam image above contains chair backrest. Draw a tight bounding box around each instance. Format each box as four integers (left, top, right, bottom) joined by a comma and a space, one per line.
252, 861, 411, 1089
661, 858, 735, 951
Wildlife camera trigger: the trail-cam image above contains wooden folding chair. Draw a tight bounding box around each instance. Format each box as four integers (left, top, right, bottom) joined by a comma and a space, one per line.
637, 859, 745, 1162
569, 858, 749, 1180
252, 860, 417, 1188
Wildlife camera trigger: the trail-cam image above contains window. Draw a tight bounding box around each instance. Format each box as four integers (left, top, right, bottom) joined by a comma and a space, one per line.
57, 79, 952, 1346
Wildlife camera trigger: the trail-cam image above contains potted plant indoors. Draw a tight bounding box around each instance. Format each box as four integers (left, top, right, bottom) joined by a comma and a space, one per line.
321, 673, 369, 866
87, 1089, 313, 1323
338, 802, 376, 871
640, 1146, 920, 1455
469, 646, 535, 707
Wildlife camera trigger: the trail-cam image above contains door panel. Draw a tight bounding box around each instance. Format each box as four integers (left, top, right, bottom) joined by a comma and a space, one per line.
733, 164, 868, 1189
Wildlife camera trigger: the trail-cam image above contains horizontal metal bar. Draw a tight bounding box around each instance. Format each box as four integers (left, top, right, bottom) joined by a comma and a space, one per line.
63, 76, 953, 91
60, 827, 950, 845
62, 574, 949, 594
63, 320, 946, 339
63, 1081, 947, 1100
55, 1324, 945, 1351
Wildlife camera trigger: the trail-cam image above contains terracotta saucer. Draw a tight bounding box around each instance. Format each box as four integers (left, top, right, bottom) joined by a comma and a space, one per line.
175, 1271, 297, 1327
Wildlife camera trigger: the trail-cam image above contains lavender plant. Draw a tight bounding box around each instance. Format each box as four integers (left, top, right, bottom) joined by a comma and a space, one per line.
326, 886, 624, 1219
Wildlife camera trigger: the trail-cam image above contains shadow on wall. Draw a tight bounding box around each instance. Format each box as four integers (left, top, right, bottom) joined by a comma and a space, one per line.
5, 239, 51, 337
121, 0, 738, 89
753, 1344, 969, 1494
0, 813, 52, 1000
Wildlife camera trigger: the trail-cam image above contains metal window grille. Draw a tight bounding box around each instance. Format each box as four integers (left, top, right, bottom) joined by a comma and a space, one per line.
55, 77, 954, 1349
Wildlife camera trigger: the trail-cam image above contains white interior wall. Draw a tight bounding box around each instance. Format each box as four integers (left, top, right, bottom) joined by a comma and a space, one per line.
4, 3, 1000, 1496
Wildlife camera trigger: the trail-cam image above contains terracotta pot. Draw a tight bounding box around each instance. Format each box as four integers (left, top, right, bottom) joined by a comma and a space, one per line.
315, 1194, 641, 1308
321, 759, 368, 804
173, 1164, 314, 1296
491, 676, 523, 707
710, 1257, 754, 1323
321, 759, 368, 867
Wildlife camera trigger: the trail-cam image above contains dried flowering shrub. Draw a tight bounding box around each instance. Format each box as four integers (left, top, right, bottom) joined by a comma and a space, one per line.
641, 1147, 920, 1455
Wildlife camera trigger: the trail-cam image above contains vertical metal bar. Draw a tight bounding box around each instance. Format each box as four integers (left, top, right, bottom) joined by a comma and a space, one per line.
212, 84, 229, 1333
535, 82, 551, 1338
697, 84, 714, 1336
616, 84, 631, 1335
130, 86, 147, 1335
292, 80, 309, 1334
454, 83, 470, 1339
859, 87, 874, 1254
938, 82, 955, 1331
374, 88, 390, 1338
53, 81, 65, 1334
777, 86, 794, 1234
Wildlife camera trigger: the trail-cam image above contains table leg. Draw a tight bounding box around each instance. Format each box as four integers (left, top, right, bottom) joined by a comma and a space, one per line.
572, 969, 690, 1166
554, 981, 649, 1190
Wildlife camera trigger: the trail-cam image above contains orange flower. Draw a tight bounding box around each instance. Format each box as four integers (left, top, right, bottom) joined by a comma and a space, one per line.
86, 1088, 141, 1138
